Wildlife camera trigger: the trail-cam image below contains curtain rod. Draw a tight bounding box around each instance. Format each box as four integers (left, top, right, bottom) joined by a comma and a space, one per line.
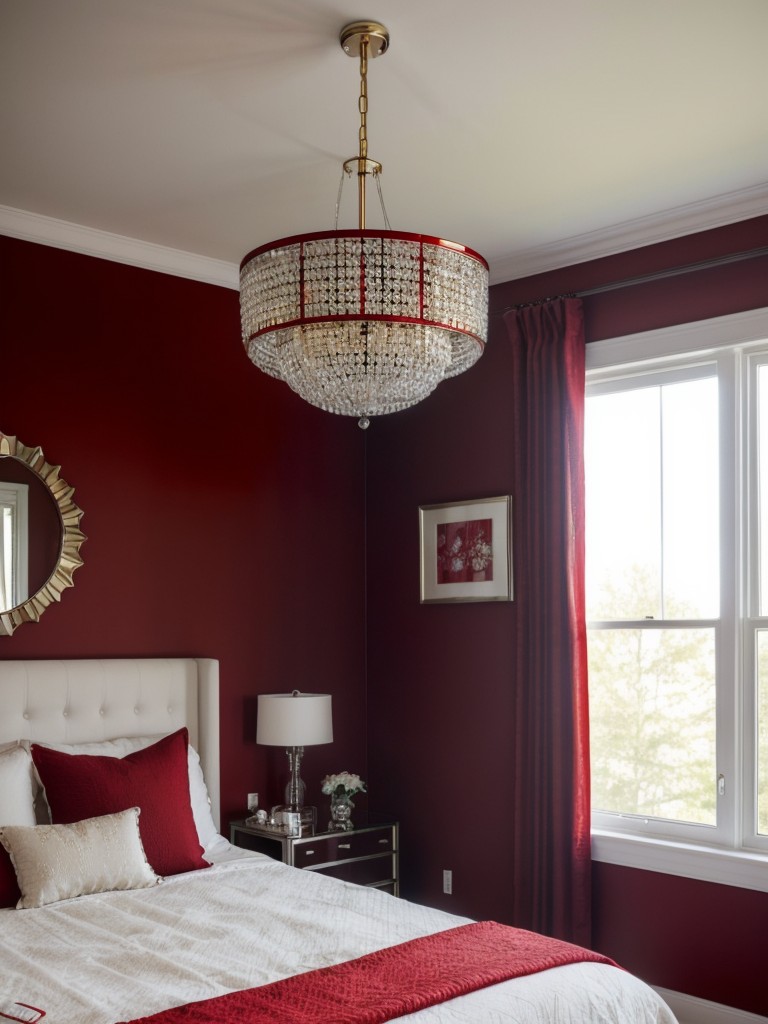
576, 245, 768, 297
500, 245, 768, 312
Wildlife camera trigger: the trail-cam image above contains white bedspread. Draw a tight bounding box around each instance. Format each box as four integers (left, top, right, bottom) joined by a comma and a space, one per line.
0, 841, 676, 1024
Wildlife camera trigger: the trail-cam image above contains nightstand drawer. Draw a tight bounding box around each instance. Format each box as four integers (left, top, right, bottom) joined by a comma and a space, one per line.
312, 853, 396, 887
294, 827, 395, 867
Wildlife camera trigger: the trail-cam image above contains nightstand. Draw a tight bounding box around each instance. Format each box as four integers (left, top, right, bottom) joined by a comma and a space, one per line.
229, 820, 399, 896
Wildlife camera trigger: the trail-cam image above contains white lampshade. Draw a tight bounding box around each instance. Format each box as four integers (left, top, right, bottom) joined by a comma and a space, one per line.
256, 691, 333, 747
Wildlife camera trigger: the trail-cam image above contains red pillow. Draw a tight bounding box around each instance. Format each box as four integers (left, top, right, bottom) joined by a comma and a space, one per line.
0, 848, 21, 908
31, 728, 208, 877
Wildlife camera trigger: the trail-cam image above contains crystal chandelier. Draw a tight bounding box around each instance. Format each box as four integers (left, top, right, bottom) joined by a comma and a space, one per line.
240, 21, 488, 429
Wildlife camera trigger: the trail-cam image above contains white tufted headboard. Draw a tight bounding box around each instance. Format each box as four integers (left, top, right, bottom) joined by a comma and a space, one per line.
0, 657, 220, 829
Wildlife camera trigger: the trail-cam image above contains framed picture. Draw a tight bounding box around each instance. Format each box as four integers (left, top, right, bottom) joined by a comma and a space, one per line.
419, 495, 513, 604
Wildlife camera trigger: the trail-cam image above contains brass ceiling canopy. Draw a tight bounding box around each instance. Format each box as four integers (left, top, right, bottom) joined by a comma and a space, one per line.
339, 21, 389, 58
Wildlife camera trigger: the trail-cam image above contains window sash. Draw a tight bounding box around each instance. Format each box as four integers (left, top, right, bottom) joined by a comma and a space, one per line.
587, 352, 739, 849
586, 366, 721, 623
589, 618, 732, 846
743, 351, 768, 851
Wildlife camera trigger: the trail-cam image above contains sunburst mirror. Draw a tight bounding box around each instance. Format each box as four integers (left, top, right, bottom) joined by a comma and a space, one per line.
0, 431, 86, 636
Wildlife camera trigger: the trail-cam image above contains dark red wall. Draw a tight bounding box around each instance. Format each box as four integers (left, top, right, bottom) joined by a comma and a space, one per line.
3, 218, 768, 1013
365, 215, 768, 1015
0, 234, 367, 823
593, 864, 768, 1013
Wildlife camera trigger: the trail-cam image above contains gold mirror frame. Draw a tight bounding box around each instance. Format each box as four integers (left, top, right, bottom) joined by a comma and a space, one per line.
0, 431, 86, 636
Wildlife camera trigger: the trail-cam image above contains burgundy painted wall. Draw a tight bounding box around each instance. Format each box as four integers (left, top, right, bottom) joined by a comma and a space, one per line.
0, 234, 367, 824
2, 217, 767, 1012
365, 215, 768, 1014
593, 864, 768, 1014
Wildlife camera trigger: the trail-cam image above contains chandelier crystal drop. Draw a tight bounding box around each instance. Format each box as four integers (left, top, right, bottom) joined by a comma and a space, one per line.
239, 21, 488, 428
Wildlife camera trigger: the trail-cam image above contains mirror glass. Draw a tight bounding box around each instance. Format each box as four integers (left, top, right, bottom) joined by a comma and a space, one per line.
0, 432, 85, 636
1, 457, 62, 610
0, 475, 30, 610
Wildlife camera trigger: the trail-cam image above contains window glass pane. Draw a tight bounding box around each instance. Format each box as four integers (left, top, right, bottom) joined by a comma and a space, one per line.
661, 377, 719, 618
586, 375, 718, 620
586, 388, 662, 620
757, 630, 768, 836
589, 627, 716, 826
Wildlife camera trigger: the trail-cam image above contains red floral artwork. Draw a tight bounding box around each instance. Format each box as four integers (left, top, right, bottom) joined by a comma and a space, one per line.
436, 518, 493, 584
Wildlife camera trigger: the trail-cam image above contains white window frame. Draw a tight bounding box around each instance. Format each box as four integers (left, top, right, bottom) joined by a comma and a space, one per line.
587, 307, 768, 892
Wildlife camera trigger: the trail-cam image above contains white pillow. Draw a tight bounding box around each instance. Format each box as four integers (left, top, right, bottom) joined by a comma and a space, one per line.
32, 735, 218, 850
0, 808, 161, 909
0, 746, 37, 826
186, 744, 218, 850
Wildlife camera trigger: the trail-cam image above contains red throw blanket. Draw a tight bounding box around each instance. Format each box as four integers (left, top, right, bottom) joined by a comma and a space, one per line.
121, 921, 617, 1024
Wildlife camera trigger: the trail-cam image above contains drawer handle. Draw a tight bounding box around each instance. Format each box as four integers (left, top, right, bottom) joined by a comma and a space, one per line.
304, 850, 315, 856
338, 843, 351, 849
378, 839, 389, 845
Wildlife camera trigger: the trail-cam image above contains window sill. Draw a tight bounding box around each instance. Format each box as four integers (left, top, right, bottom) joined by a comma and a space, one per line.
591, 830, 768, 893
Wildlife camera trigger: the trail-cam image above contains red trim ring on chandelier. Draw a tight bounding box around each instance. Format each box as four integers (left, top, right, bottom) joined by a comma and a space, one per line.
240, 228, 489, 271
244, 315, 487, 348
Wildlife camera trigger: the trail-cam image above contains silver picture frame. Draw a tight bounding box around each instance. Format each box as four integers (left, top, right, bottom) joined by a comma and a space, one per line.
419, 495, 513, 604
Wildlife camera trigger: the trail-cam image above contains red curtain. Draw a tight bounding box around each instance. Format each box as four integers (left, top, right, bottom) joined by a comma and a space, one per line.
503, 297, 591, 947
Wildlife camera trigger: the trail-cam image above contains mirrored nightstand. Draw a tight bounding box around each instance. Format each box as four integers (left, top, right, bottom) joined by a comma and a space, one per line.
229, 820, 399, 896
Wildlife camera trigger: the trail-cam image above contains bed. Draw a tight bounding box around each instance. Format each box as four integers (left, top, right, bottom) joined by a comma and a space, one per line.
0, 657, 677, 1024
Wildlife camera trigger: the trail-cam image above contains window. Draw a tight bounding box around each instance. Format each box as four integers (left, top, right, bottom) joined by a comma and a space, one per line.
585, 308, 768, 889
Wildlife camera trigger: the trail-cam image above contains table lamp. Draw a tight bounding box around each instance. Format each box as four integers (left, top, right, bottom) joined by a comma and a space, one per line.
256, 690, 333, 833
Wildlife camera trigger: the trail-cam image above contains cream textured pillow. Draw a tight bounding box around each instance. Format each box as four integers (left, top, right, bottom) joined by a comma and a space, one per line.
0, 807, 161, 909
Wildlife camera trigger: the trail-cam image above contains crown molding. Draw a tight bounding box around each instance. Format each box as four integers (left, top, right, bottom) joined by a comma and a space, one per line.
3, 184, 767, 291
488, 183, 768, 285
586, 306, 768, 372
0, 205, 240, 290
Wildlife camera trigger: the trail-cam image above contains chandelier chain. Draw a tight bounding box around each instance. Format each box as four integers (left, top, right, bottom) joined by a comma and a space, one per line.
359, 36, 369, 162
336, 32, 390, 231
357, 34, 370, 228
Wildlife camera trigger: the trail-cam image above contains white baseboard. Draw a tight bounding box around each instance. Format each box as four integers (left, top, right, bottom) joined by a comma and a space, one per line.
656, 987, 768, 1024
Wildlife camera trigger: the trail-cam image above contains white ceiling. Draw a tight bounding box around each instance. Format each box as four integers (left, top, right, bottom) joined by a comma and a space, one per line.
1, 0, 767, 288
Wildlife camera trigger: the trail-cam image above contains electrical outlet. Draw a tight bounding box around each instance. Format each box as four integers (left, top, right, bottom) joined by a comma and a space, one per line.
247, 792, 259, 812
442, 869, 452, 895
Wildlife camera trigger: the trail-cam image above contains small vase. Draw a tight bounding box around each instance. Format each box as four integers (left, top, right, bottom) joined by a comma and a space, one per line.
329, 791, 354, 831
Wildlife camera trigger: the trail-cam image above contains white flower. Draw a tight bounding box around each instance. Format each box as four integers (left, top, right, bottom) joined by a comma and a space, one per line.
321, 771, 367, 796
